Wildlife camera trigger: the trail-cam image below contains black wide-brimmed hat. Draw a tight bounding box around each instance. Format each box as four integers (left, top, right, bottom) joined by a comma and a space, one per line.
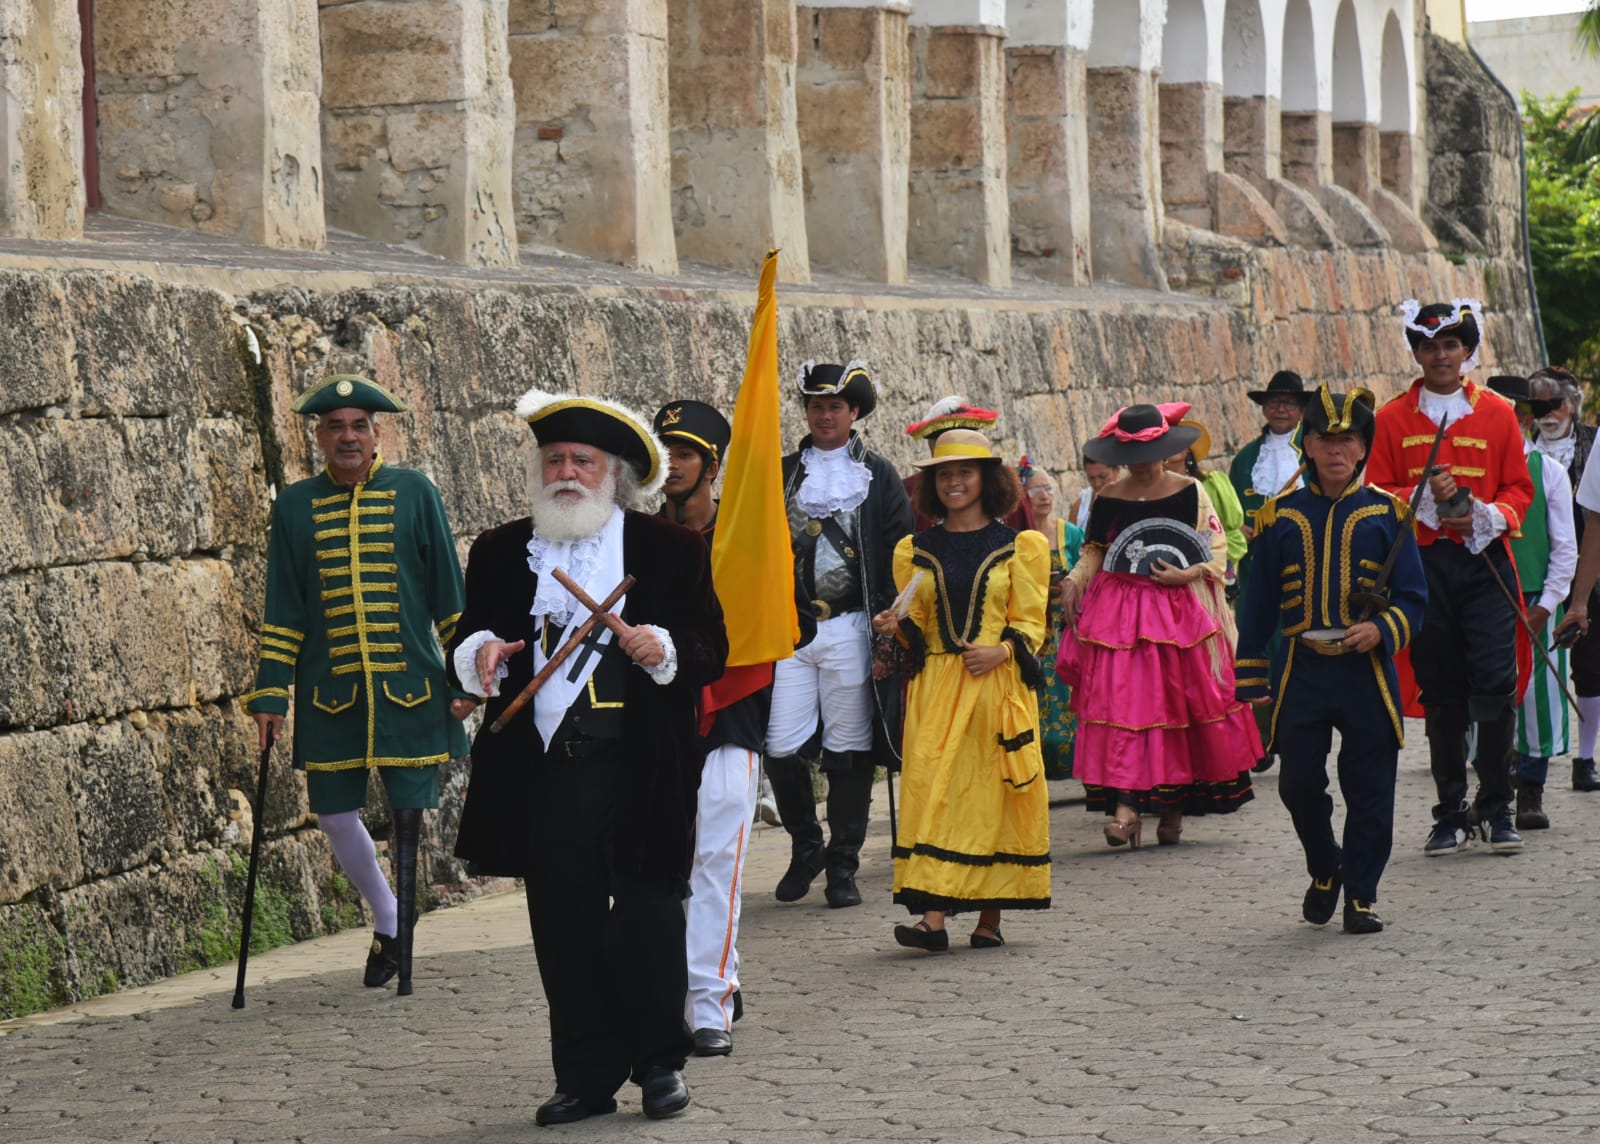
796, 359, 876, 419
516, 389, 665, 495
1082, 403, 1201, 467
1246, 370, 1312, 407
653, 400, 732, 465
1486, 375, 1560, 419
1301, 384, 1377, 445
290, 374, 408, 415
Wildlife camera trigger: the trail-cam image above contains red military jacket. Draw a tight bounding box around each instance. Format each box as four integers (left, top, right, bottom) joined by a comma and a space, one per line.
1366, 378, 1534, 547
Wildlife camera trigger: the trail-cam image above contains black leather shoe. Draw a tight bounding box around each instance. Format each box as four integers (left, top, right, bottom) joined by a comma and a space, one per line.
362, 932, 398, 987
1342, 900, 1385, 935
534, 1093, 617, 1127
1301, 873, 1341, 926
824, 869, 862, 909
638, 1068, 691, 1120
1252, 754, 1276, 773
775, 851, 826, 902
732, 989, 743, 1023
691, 1027, 733, 1057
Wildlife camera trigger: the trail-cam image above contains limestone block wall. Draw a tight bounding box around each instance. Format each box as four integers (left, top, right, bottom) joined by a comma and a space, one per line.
507, 0, 675, 272
94, 0, 325, 248
0, 0, 84, 239
668, 0, 811, 281
320, 0, 517, 266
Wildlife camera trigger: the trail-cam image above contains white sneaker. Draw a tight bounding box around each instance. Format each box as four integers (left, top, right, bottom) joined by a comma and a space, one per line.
755, 775, 781, 826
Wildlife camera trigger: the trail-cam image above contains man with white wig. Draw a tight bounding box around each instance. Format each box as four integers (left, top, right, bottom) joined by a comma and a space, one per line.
447, 390, 727, 1126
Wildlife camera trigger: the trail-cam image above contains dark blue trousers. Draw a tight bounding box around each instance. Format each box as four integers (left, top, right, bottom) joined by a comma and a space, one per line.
1273, 650, 1399, 903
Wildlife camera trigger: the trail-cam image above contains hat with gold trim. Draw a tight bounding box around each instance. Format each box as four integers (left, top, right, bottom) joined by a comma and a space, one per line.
911, 427, 1002, 469
796, 359, 876, 419
905, 395, 1001, 441
1301, 384, 1376, 444
1179, 418, 1212, 462
290, 374, 408, 415
516, 389, 665, 495
653, 400, 732, 465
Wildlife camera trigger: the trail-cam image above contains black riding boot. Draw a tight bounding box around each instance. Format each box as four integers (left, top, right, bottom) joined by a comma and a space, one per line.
822, 757, 875, 909
765, 755, 825, 901
391, 809, 423, 996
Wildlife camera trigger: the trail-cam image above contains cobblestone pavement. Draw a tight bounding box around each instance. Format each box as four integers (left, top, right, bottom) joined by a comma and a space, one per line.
7, 736, 1600, 1143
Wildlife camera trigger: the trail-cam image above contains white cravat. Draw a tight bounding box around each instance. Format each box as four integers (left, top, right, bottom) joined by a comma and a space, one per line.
796, 445, 872, 517
1250, 430, 1301, 497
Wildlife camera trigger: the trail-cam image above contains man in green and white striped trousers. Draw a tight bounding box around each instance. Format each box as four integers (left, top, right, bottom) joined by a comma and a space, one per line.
1485, 377, 1577, 831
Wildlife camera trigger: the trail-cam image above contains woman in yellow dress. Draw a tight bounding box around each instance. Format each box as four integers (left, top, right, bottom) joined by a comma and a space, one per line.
872, 429, 1052, 952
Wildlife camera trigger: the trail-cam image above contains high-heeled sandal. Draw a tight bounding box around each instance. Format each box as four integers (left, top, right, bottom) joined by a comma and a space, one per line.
1157, 811, 1183, 846
893, 920, 949, 952
1104, 808, 1142, 849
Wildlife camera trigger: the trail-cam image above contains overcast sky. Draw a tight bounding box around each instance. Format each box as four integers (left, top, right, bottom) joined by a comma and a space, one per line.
1466, 0, 1588, 20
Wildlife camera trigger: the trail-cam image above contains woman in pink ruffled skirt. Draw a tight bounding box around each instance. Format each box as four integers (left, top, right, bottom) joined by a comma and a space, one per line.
1057, 403, 1261, 849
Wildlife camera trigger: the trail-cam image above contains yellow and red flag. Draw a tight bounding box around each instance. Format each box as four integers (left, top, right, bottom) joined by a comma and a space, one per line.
702, 251, 797, 727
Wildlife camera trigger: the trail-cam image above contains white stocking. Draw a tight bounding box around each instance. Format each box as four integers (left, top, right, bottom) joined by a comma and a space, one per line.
1580, 696, 1600, 760
319, 810, 399, 937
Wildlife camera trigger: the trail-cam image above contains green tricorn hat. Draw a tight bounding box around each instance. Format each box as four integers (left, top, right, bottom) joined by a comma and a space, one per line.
290, 374, 408, 415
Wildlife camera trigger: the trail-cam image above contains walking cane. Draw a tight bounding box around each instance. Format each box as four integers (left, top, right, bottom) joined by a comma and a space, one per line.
232, 730, 275, 1010
885, 766, 898, 853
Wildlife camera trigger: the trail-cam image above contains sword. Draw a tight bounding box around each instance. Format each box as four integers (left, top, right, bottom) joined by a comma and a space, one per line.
488, 573, 634, 733
1348, 413, 1452, 620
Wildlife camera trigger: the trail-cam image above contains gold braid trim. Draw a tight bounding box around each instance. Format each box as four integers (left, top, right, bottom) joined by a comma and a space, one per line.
239, 687, 291, 704
305, 753, 449, 773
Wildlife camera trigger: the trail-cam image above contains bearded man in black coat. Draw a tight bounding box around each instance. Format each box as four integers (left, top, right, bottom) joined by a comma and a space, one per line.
447, 390, 727, 1127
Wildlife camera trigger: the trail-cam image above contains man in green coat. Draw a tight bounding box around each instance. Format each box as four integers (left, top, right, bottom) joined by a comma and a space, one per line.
1228, 370, 1310, 771
242, 374, 466, 996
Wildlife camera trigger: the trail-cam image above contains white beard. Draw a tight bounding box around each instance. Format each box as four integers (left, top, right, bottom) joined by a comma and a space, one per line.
1538, 415, 1573, 441
530, 472, 617, 541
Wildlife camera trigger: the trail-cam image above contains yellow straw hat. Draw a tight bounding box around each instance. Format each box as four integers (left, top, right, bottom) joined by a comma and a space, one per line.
910, 428, 999, 468
1179, 418, 1211, 462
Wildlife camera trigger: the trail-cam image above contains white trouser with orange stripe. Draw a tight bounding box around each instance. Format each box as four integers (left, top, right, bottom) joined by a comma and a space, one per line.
685, 744, 761, 1032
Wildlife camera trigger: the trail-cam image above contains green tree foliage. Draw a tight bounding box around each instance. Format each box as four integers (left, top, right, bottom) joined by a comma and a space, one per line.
1525, 91, 1600, 374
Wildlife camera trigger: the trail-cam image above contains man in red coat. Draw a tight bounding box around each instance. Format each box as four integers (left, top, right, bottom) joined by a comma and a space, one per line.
1366, 300, 1534, 857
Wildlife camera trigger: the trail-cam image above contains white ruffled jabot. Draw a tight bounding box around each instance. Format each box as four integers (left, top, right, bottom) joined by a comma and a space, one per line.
795, 445, 872, 517
526, 506, 624, 626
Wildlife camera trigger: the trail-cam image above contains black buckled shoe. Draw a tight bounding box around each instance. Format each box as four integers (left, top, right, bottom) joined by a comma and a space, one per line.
638, 1068, 691, 1120
691, 1027, 733, 1057
1342, 899, 1385, 935
1301, 873, 1342, 926
534, 1093, 617, 1127
363, 932, 399, 987
893, 920, 949, 952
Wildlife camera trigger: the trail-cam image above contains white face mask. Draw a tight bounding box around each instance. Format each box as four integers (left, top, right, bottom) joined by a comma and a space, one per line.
1537, 413, 1572, 441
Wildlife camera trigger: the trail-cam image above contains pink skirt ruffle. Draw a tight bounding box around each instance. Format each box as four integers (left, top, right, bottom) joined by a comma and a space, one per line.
1057, 573, 1262, 800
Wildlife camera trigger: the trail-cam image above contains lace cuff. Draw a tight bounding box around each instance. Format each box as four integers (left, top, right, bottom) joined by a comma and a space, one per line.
1464, 502, 1506, 556
453, 630, 507, 698
1415, 491, 1440, 532
638, 624, 678, 685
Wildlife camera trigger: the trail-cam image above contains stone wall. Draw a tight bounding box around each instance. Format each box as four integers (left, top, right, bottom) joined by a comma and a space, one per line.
0, 215, 1538, 1015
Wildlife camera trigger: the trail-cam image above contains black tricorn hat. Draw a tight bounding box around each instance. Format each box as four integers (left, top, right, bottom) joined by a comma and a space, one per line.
1246, 370, 1312, 406
797, 360, 876, 419
516, 389, 665, 494
1301, 385, 1377, 445
1082, 404, 1201, 466
1401, 298, 1482, 362
1486, 375, 1560, 419
653, 400, 732, 464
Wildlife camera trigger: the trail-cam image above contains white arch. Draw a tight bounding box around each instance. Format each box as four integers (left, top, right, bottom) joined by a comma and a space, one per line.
1161, 0, 1214, 85
1009, 0, 1095, 49
1222, 0, 1268, 98
1331, 0, 1368, 122
1378, 7, 1412, 132
1088, 0, 1166, 71
1281, 0, 1319, 112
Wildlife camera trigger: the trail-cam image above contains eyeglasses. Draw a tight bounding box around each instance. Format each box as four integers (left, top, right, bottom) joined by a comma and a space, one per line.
1026, 485, 1055, 497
